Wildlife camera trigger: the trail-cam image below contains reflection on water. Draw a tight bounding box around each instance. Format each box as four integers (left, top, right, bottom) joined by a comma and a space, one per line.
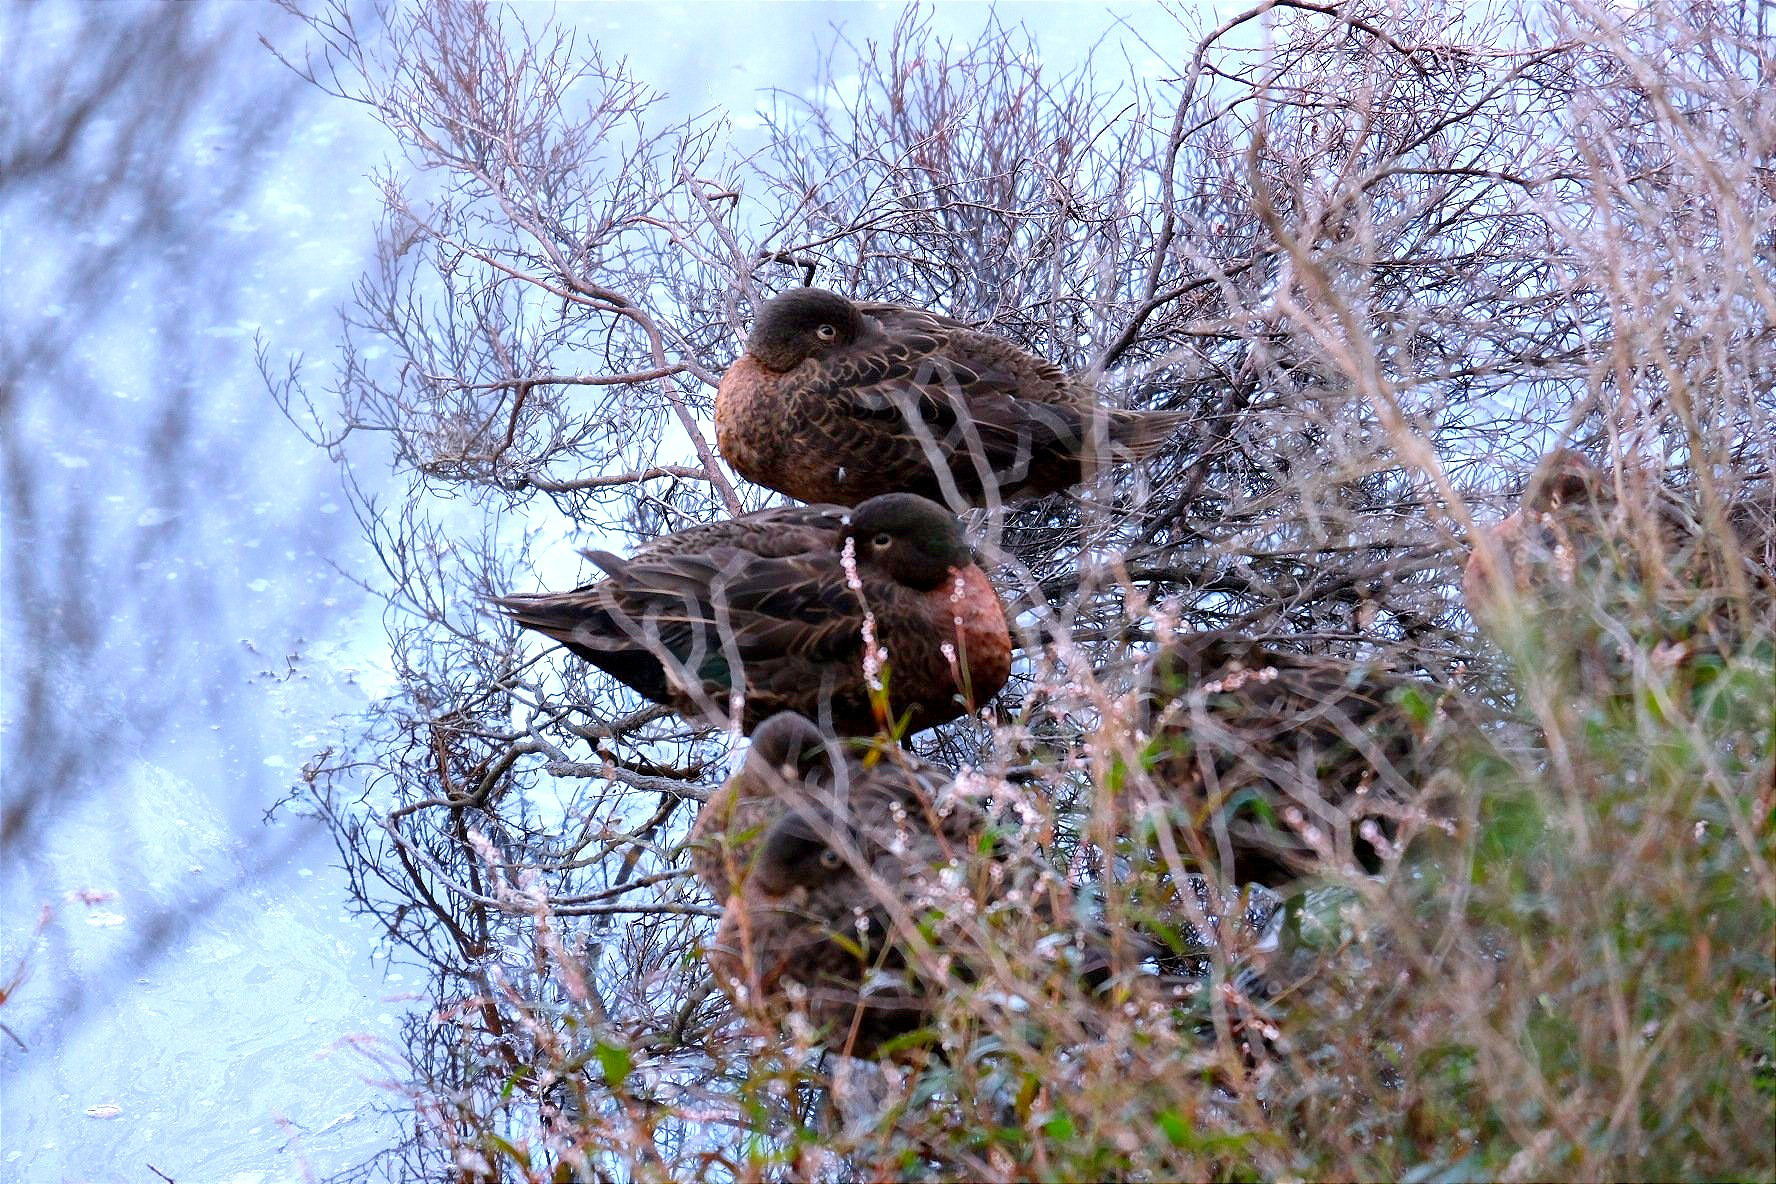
0, 2, 400, 1177
5, 774, 396, 1180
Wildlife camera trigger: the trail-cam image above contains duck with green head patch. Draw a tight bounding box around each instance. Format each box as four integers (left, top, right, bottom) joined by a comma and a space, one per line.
493, 493, 1011, 736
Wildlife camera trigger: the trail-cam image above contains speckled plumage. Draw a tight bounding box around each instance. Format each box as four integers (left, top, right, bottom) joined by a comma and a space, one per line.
1463, 449, 1775, 641
699, 715, 1144, 1057
1142, 631, 1466, 891
716, 288, 1189, 506
493, 494, 1011, 736
700, 724, 979, 1055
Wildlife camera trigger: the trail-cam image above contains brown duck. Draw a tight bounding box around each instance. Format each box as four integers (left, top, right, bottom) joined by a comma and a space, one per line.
1141, 631, 1472, 891
494, 493, 1011, 736
686, 710, 840, 901
1462, 449, 1616, 630
707, 755, 976, 1058
1463, 449, 1775, 649
702, 715, 1129, 1057
716, 288, 1189, 506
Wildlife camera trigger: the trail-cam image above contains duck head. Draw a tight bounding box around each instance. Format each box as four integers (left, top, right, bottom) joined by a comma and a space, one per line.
741, 711, 834, 790
744, 287, 868, 371
845, 493, 973, 591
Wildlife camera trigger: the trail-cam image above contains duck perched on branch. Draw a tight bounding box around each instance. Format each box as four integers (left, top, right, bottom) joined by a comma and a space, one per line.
494, 494, 1011, 736
716, 287, 1188, 507
1140, 631, 1474, 892
1463, 448, 1775, 656
686, 710, 849, 901
699, 711, 1146, 1059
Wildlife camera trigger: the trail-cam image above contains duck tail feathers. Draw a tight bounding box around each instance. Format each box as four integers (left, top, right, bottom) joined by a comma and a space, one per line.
1109, 409, 1190, 459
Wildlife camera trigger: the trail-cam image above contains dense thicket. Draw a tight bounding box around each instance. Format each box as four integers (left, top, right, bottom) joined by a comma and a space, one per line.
270, 2, 1775, 1179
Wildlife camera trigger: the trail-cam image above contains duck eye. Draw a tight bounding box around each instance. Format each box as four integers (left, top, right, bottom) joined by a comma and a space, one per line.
815, 323, 837, 342
819, 848, 843, 869
871, 531, 894, 548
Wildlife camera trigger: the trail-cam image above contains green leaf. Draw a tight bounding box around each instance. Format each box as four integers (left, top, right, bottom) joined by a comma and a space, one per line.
594, 1040, 631, 1089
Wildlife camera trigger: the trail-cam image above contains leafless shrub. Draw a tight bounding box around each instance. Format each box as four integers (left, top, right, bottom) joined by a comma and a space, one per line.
271, 1, 1773, 1179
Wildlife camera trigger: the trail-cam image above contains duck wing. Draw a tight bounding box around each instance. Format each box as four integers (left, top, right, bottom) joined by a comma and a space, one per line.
854, 300, 976, 335
559, 547, 866, 690
632, 503, 849, 562
811, 341, 1083, 488
817, 316, 1180, 497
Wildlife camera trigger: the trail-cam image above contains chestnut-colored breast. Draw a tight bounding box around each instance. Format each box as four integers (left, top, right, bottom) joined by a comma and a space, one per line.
716, 356, 796, 497
1462, 511, 1530, 626
927, 563, 1012, 712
